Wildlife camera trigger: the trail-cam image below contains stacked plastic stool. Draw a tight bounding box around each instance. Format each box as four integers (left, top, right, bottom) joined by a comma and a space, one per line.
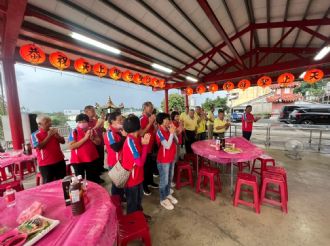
196, 167, 221, 201
233, 173, 260, 213
234, 161, 250, 172
184, 153, 198, 171
264, 166, 288, 201
176, 161, 194, 190
251, 154, 275, 176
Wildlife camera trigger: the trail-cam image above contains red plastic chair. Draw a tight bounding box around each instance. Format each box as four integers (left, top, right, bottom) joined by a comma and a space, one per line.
264, 166, 288, 201
234, 161, 250, 172
14, 160, 36, 180
251, 155, 275, 176
260, 172, 288, 213
233, 173, 260, 213
35, 172, 43, 186
0, 165, 15, 182
175, 161, 194, 190
0, 180, 24, 197
196, 167, 221, 201
184, 153, 198, 170
117, 211, 151, 246
110, 195, 123, 219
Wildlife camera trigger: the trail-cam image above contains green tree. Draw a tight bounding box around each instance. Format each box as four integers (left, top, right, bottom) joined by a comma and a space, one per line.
48, 112, 68, 126
161, 93, 185, 112
293, 81, 327, 96
202, 96, 228, 112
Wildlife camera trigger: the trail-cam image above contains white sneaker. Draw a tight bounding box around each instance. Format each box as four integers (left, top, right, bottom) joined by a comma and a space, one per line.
160, 199, 174, 210
170, 188, 174, 195
167, 195, 178, 205
171, 182, 176, 188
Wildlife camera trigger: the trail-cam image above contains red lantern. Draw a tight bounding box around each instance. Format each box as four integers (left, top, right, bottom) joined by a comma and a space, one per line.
277, 72, 295, 86
304, 69, 324, 84
237, 79, 251, 90
74, 58, 91, 74
49, 52, 70, 70
133, 73, 143, 84
186, 87, 193, 96
109, 67, 122, 80
151, 78, 159, 87
159, 80, 166, 88
142, 76, 151, 86
196, 85, 206, 94
93, 63, 108, 77
122, 70, 134, 82
20, 44, 46, 64
257, 76, 272, 88
223, 81, 235, 91
209, 83, 218, 93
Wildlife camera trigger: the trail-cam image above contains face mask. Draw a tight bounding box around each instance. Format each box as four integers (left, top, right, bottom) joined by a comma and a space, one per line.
77, 122, 89, 129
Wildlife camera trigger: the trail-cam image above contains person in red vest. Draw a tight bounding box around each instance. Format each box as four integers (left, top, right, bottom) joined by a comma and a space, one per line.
68, 113, 103, 184
31, 115, 66, 184
122, 115, 150, 216
242, 105, 260, 141
104, 111, 126, 197
155, 113, 178, 210
170, 111, 183, 187
140, 101, 158, 196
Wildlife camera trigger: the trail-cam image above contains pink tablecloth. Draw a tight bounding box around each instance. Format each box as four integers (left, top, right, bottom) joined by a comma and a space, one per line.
191, 137, 264, 164
0, 153, 37, 169
0, 181, 117, 246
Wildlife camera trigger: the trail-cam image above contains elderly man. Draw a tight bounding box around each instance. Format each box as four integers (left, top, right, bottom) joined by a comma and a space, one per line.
182, 109, 198, 153
31, 115, 66, 184
196, 106, 207, 141
84, 105, 107, 176
207, 105, 215, 139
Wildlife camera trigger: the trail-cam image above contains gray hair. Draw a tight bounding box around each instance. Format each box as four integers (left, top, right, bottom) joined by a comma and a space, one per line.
142, 101, 153, 110
36, 115, 51, 124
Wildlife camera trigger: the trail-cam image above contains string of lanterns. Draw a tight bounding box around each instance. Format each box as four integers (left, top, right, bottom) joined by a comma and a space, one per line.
19, 44, 165, 88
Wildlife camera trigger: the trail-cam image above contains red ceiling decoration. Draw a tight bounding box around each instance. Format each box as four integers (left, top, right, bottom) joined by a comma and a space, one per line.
20, 44, 46, 64
303, 69, 324, 84
133, 73, 143, 84
159, 80, 166, 88
74, 58, 91, 74
142, 76, 151, 86
151, 78, 159, 87
223, 81, 235, 91
277, 72, 295, 86
186, 87, 194, 95
237, 79, 251, 90
196, 85, 206, 94
109, 67, 122, 80
209, 83, 218, 93
257, 76, 272, 88
93, 63, 107, 77
122, 70, 134, 82
49, 52, 70, 70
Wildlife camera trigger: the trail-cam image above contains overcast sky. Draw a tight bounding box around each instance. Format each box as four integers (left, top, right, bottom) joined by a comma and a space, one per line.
12, 63, 226, 113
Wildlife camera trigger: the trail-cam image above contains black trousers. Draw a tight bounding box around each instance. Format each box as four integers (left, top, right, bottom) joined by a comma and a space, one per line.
143, 154, 155, 188
39, 160, 66, 184
243, 131, 252, 141
185, 130, 196, 154
96, 145, 105, 173
196, 132, 207, 141
72, 161, 99, 183
124, 183, 143, 214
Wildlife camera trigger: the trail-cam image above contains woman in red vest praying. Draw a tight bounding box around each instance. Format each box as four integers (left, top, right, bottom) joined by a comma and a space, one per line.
31, 115, 66, 184
68, 113, 103, 184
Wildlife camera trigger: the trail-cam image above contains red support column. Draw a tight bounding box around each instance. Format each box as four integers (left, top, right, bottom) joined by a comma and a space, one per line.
2, 58, 24, 149
185, 94, 189, 109
165, 89, 169, 113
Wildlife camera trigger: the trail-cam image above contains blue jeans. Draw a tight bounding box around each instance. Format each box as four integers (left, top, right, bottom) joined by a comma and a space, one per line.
124, 183, 143, 214
157, 162, 174, 201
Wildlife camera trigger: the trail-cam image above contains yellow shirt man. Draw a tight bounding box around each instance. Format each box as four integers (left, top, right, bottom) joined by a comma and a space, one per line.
183, 115, 198, 131
197, 118, 206, 134
213, 118, 228, 133
207, 111, 215, 126
180, 112, 187, 122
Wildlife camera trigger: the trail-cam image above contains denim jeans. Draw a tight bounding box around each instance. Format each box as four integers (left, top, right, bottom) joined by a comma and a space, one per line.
108, 166, 124, 198
124, 183, 143, 214
157, 162, 174, 201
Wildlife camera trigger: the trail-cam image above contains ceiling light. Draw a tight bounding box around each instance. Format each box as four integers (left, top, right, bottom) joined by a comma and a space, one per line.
151, 63, 173, 73
186, 76, 198, 82
70, 32, 121, 54
314, 46, 330, 60
299, 72, 306, 79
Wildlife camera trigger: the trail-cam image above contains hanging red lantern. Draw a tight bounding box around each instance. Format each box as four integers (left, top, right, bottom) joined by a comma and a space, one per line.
257, 76, 272, 88
20, 44, 46, 64
49, 52, 70, 70
196, 85, 206, 94
159, 80, 166, 88
142, 76, 151, 86
109, 67, 122, 80
186, 87, 193, 96
151, 78, 159, 87
277, 72, 295, 86
304, 69, 324, 84
122, 70, 134, 82
237, 79, 251, 90
223, 81, 235, 91
133, 73, 143, 84
74, 58, 91, 74
208, 83, 218, 93
93, 63, 108, 77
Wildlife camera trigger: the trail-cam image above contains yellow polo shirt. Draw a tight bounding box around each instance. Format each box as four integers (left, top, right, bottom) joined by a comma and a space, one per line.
207, 111, 215, 126
183, 116, 198, 131
197, 118, 206, 133
179, 112, 187, 122
213, 118, 227, 133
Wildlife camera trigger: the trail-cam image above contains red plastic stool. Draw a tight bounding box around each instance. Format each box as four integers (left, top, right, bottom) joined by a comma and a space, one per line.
176, 161, 194, 190
234, 161, 250, 172
118, 211, 151, 246
260, 172, 288, 213
184, 153, 198, 170
111, 195, 123, 218
36, 172, 43, 186
251, 155, 275, 176
264, 166, 288, 201
233, 173, 260, 213
0, 180, 24, 196
196, 167, 221, 201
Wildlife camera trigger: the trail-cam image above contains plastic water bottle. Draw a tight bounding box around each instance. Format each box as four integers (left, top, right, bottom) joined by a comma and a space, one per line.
4, 186, 16, 207
215, 137, 221, 151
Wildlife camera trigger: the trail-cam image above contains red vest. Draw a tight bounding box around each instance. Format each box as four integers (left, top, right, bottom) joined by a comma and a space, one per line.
31, 129, 64, 166
140, 114, 155, 153
173, 121, 182, 145
156, 127, 177, 164
104, 126, 122, 167
68, 128, 99, 164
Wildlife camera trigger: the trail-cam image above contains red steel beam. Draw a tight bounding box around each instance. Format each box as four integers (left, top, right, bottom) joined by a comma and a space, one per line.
197, 50, 217, 77
253, 18, 330, 29
300, 26, 330, 43
257, 47, 319, 54
197, 0, 244, 65
273, 54, 286, 64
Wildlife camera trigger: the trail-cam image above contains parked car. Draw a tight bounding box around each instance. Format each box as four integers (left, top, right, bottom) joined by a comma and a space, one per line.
279, 105, 302, 123
289, 106, 330, 125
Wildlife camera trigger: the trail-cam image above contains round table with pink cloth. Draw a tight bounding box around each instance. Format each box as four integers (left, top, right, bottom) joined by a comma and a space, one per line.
191, 137, 264, 193
0, 180, 118, 245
